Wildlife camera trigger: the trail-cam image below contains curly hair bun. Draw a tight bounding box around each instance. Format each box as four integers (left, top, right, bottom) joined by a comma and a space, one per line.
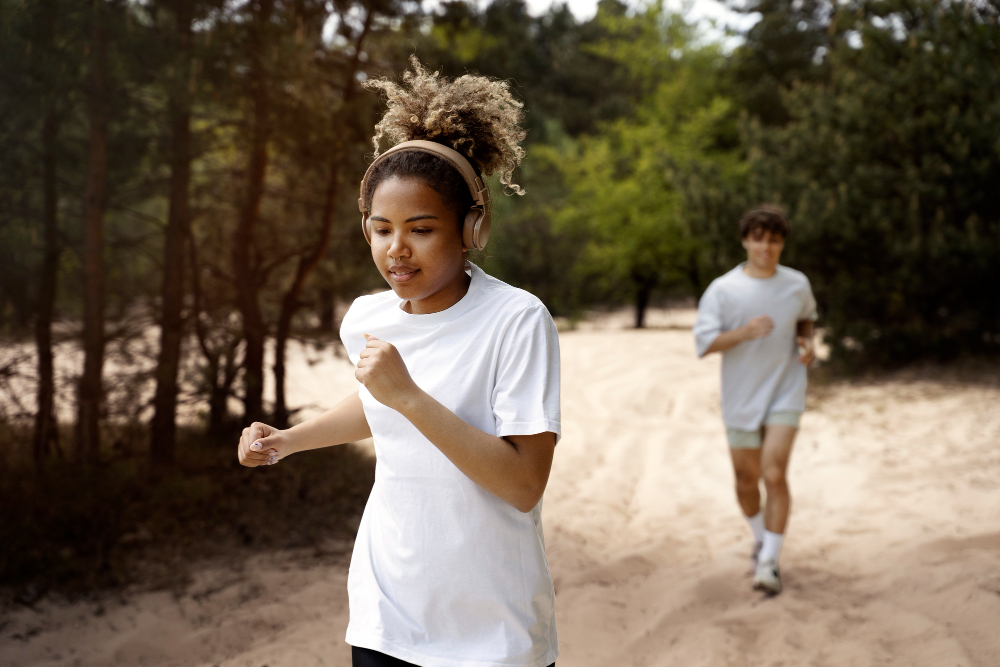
364, 56, 527, 195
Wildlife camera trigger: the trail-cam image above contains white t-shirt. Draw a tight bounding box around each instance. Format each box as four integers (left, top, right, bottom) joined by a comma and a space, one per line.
339, 262, 560, 667
693, 263, 818, 431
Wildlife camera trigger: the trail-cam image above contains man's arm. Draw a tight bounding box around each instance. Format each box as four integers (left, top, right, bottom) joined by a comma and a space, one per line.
796, 319, 815, 365
701, 315, 775, 356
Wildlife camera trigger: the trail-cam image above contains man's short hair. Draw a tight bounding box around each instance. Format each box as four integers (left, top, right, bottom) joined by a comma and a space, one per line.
738, 206, 790, 239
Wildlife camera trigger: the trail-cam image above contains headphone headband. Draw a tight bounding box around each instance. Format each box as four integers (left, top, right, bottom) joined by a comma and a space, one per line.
358, 140, 492, 250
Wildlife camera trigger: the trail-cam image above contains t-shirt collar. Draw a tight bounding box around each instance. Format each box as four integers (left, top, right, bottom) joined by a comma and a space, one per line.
738, 262, 781, 281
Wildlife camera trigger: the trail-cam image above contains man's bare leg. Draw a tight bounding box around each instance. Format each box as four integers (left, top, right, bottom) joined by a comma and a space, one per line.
730, 446, 762, 517
753, 424, 798, 593
760, 424, 797, 534
730, 446, 764, 570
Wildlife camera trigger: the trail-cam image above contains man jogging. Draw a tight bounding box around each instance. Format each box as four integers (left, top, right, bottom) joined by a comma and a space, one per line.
693, 206, 817, 595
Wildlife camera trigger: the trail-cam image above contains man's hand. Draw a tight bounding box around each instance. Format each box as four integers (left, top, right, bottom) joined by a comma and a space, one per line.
743, 315, 774, 341
238, 421, 295, 467
356, 334, 421, 412
797, 335, 815, 365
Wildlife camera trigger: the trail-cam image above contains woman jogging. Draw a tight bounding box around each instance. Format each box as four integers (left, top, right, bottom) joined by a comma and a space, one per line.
236, 57, 560, 667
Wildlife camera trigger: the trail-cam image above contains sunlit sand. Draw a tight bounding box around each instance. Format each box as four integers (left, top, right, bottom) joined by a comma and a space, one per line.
3, 309, 998, 667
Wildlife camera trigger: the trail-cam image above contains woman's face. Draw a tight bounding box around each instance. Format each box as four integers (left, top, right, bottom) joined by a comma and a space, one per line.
369, 176, 470, 315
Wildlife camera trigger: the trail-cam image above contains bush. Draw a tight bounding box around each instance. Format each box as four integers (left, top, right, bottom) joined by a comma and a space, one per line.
0, 424, 375, 600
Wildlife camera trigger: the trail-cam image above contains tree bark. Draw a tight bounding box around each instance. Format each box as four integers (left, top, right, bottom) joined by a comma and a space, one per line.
633, 278, 654, 329
188, 226, 241, 435
271, 9, 371, 428
272, 170, 339, 428
150, 1, 194, 468
34, 108, 61, 468
232, 0, 273, 425
75, 0, 110, 464
317, 287, 336, 333
203, 339, 240, 435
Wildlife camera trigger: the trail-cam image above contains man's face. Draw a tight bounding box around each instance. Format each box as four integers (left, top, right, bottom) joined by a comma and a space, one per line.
742, 229, 785, 271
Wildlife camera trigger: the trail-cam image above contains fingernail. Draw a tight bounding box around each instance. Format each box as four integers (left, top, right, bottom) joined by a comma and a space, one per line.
250, 442, 262, 451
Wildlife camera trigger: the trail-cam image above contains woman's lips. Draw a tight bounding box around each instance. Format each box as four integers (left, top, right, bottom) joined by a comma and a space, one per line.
389, 267, 419, 283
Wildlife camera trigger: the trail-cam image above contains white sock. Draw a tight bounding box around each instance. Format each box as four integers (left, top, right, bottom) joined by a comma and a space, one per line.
746, 511, 765, 544
760, 530, 784, 564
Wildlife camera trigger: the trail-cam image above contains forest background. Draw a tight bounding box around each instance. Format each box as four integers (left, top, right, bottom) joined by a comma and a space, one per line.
0, 0, 998, 598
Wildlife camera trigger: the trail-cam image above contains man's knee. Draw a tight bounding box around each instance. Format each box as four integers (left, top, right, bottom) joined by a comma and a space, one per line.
762, 465, 786, 489
734, 468, 759, 491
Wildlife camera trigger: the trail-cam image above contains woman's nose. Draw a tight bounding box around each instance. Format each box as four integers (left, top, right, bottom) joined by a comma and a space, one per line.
387, 231, 409, 259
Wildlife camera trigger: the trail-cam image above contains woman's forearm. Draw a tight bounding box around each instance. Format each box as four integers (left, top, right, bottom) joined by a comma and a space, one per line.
397, 390, 555, 513
285, 391, 371, 454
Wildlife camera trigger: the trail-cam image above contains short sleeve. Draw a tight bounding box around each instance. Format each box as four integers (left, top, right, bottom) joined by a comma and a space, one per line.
338, 299, 364, 363
693, 283, 724, 358
491, 304, 561, 442
799, 276, 819, 322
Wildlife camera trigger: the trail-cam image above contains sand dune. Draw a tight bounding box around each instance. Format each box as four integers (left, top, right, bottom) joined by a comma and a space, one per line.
4, 311, 999, 666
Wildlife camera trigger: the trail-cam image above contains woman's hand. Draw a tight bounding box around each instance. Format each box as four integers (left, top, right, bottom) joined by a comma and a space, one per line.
237, 421, 296, 467
356, 334, 421, 412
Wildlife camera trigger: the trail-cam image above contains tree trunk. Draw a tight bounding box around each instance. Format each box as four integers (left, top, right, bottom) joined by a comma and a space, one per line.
318, 287, 336, 333
634, 279, 653, 329
272, 165, 340, 428
271, 9, 371, 428
207, 355, 228, 434
75, 0, 110, 463
150, 2, 194, 468
687, 253, 702, 298
187, 219, 240, 435
232, 0, 273, 425
206, 339, 240, 435
34, 108, 60, 469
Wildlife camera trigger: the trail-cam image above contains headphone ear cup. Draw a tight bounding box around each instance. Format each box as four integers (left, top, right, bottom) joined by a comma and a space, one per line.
463, 209, 480, 250
361, 214, 372, 245
474, 207, 491, 249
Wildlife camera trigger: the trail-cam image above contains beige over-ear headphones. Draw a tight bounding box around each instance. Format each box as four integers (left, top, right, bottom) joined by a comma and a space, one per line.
358, 140, 492, 251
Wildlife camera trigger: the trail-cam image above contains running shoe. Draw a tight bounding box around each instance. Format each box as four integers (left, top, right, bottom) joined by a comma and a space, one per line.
750, 540, 763, 574
753, 558, 781, 594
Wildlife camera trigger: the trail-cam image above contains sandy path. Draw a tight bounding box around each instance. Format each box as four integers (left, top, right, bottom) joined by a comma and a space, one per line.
4, 313, 1000, 666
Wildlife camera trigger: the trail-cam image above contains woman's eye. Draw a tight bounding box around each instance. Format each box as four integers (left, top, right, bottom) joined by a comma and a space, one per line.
374, 228, 390, 236
413, 228, 432, 235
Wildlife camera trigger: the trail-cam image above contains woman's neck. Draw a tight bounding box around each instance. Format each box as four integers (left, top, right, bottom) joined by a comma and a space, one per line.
402, 270, 472, 315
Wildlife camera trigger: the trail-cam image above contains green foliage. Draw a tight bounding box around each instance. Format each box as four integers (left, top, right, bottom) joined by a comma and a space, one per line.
747, 0, 1000, 364
412, 0, 646, 315
422, 0, 637, 141
728, 0, 833, 125
544, 3, 746, 322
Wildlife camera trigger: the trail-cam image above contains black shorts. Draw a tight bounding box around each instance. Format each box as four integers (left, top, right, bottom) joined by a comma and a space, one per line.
352, 646, 555, 667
